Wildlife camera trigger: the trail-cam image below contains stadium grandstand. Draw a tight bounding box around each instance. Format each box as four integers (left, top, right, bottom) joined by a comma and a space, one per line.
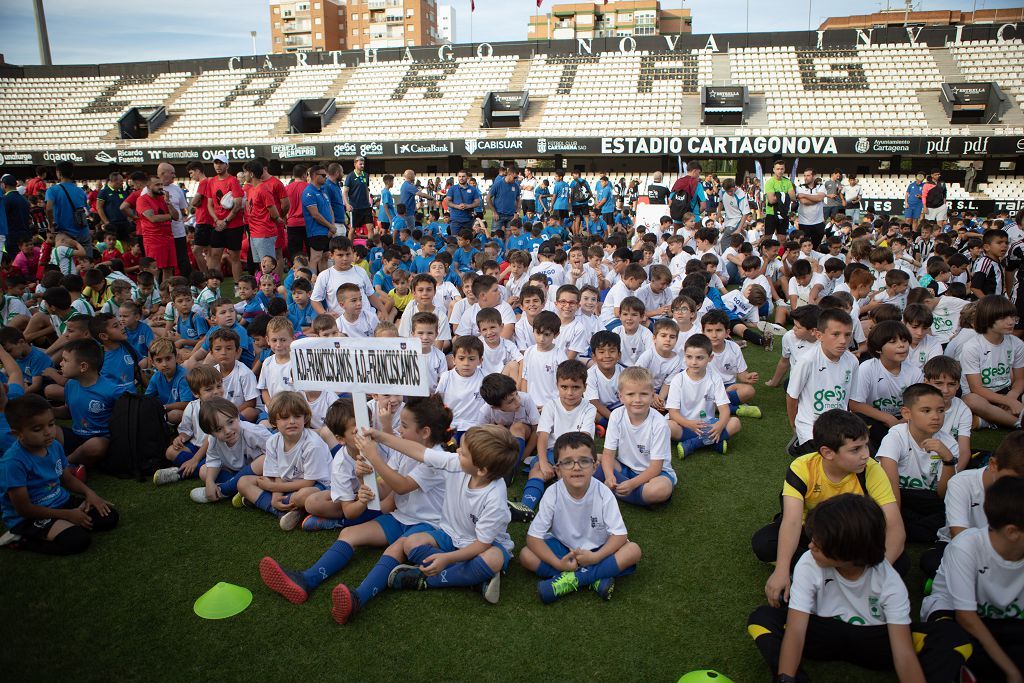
2, 24, 1024, 212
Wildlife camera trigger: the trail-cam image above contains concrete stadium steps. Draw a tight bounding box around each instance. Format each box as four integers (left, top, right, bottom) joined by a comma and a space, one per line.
743, 94, 769, 128
711, 51, 731, 86
916, 89, 955, 129
301, 68, 356, 137
507, 57, 532, 92
518, 95, 548, 133
930, 48, 966, 82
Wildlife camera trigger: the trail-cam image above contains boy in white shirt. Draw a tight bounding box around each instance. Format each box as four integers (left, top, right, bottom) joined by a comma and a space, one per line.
597, 367, 675, 507
520, 311, 569, 412
636, 319, 682, 411
920, 477, 1024, 681
330, 424, 518, 623
921, 356, 972, 468
577, 285, 602, 346
311, 236, 386, 319
436, 336, 487, 442
154, 364, 220, 486
552, 284, 589, 361
902, 304, 942, 371
872, 270, 910, 313
765, 304, 818, 388
786, 309, 859, 455
256, 316, 296, 424
335, 282, 379, 338
209, 328, 259, 423
701, 309, 762, 419
530, 244, 566, 303
516, 360, 595, 516
669, 294, 699, 354
480, 373, 541, 474
929, 289, 970, 346
455, 274, 515, 339
876, 384, 959, 543
636, 265, 674, 323
397, 274, 451, 351
476, 308, 522, 377
666, 333, 741, 458
788, 259, 827, 309
410, 312, 448, 394
749, 494, 968, 682
513, 285, 546, 351
585, 331, 625, 432
520, 432, 642, 603
189, 397, 271, 504
600, 263, 646, 328
613, 297, 654, 367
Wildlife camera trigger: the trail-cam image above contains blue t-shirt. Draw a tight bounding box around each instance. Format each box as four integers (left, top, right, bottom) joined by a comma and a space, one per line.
446, 183, 481, 226
906, 181, 924, 207
373, 270, 395, 294
535, 186, 551, 212
324, 178, 345, 223
287, 300, 316, 333
176, 310, 210, 342
596, 183, 615, 215
344, 171, 371, 209
124, 321, 154, 359
489, 179, 521, 216
0, 439, 70, 528
399, 181, 419, 221
17, 347, 53, 387
507, 233, 530, 252
367, 247, 384, 275
377, 187, 395, 223
44, 181, 89, 241
412, 255, 434, 274
144, 364, 194, 405
586, 217, 608, 236
101, 343, 137, 393
552, 180, 570, 211
0, 383, 25, 454
390, 215, 408, 235
65, 376, 122, 437
201, 323, 255, 368
452, 247, 478, 274
302, 183, 333, 238
616, 213, 633, 230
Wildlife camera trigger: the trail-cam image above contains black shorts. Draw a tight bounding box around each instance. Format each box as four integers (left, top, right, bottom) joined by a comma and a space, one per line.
553, 209, 568, 220
351, 208, 373, 227
210, 226, 243, 251
10, 497, 84, 538
194, 223, 214, 247
521, 199, 536, 213
308, 235, 331, 253
62, 426, 105, 454
572, 205, 589, 217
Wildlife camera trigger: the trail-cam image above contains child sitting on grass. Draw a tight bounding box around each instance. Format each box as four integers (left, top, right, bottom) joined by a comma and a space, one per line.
520, 432, 641, 603
235, 392, 331, 525
597, 367, 675, 508
188, 397, 270, 504
701, 309, 762, 419
666, 333, 741, 457
959, 294, 1024, 429
748, 494, 969, 682
0, 394, 119, 554
258, 395, 450, 604
144, 337, 192, 426
154, 364, 220, 486
480, 373, 540, 477
328, 424, 518, 624
54, 339, 123, 467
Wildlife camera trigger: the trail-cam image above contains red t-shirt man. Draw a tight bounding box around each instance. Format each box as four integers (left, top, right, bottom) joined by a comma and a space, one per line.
25, 176, 46, 200
137, 192, 175, 269
285, 179, 307, 228
262, 174, 289, 251
248, 183, 280, 239
207, 175, 245, 229
194, 177, 215, 226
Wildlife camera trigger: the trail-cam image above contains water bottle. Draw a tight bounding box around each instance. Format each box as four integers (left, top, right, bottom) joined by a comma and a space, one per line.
700, 417, 719, 446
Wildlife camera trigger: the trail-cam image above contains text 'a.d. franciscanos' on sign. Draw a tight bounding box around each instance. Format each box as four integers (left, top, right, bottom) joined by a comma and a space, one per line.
293, 346, 421, 388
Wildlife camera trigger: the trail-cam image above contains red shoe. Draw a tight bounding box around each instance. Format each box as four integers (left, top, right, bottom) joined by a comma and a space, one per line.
595, 424, 606, 438
330, 583, 360, 625
70, 465, 87, 483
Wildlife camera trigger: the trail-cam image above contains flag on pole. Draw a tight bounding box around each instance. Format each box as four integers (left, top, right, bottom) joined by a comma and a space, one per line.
790, 158, 799, 186
677, 156, 683, 177
754, 160, 763, 185
537, 0, 543, 6
471, 0, 475, 11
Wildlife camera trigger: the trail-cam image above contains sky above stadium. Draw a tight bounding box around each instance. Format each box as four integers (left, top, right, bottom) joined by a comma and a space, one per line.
0, 0, 1017, 65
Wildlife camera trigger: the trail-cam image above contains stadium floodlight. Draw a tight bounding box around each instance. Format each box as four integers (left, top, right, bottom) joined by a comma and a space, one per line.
33, 0, 52, 66
250, 30, 257, 56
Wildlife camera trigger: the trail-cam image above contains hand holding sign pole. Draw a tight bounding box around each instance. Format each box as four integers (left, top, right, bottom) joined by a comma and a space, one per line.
290, 337, 430, 511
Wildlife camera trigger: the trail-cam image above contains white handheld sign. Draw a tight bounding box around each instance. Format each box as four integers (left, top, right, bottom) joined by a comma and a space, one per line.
290, 336, 430, 510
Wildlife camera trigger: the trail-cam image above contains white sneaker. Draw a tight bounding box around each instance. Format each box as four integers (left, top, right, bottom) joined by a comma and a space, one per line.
0, 530, 22, 547
279, 510, 304, 531
153, 467, 181, 486
481, 572, 501, 604
190, 487, 215, 503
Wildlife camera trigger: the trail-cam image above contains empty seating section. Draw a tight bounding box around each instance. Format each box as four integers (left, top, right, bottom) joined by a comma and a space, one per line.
330, 56, 516, 140
731, 45, 941, 135
147, 66, 343, 146
520, 51, 712, 137
949, 40, 1024, 108
978, 175, 1023, 201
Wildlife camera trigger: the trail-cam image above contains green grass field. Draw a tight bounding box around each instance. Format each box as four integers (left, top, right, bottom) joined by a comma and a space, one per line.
0, 347, 1007, 683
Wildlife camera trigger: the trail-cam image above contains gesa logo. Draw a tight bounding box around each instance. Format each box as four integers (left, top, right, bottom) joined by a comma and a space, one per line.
813, 385, 847, 412
980, 364, 1010, 386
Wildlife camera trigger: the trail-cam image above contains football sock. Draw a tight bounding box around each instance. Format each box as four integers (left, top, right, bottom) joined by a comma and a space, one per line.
302, 540, 354, 589
521, 477, 545, 510
575, 554, 621, 587
424, 556, 494, 589
354, 555, 399, 607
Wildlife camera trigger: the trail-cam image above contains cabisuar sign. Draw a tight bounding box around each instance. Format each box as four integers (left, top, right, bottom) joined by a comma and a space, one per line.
4, 135, 1024, 165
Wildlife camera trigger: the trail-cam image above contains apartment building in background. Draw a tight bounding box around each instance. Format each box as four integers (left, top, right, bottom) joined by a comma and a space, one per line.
438, 4, 456, 43
270, 0, 441, 53
819, 6, 1024, 30
528, 1, 691, 41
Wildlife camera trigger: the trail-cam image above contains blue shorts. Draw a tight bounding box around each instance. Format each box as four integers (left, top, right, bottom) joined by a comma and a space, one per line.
375, 513, 436, 545
595, 462, 677, 487
424, 526, 511, 571
541, 538, 637, 577
904, 204, 922, 219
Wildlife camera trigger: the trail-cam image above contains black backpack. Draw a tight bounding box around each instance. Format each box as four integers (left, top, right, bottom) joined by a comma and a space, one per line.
669, 182, 695, 223
101, 345, 173, 480
925, 182, 946, 208
571, 180, 592, 205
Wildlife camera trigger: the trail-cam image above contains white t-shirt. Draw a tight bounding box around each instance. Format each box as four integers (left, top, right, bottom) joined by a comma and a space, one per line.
305, 390, 337, 430
635, 348, 683, 392
673, 326, 700, 355
942, 396, 972, 442
435, 281, 461, 312
930, 296, 969, 344
529, 261, 566, 302
781, 330, 814, 368
521, 345, 568, 409
436, 368, 485, 430
959, 333, 1024, 393
423, 447, 513, 553
600, 281, 638, 326
708, 339, 746, 385
455, 301, 516, 337
264, 428, 332, 486
178, 399, 208, 447
206, 421, 271, 472
336, 308, 379, 338
256, 355, 295, 398
944, 327, 976, 363
669, 251, 693, 285
636, 283, 674, 320
922, 526, 1024, 620
505, 270, 530, 299
527, 478, 628, 551
217, 362, 258, 408
787, 343, 860, 444
482, 391, 540, 427
905, 335, 943, 371
665, 368, 730, 421
789, 552, 910, 626
368, 398, 404, 435
482, 337, 523, 374
796, 182, 825, 225
311, 266, 374, 314
397, 301, 452, 341
383, 443, 446, 527
604, 406, 673, 478
850, 358, 923, 417
720, 290, 759, 323
514, 315, 537, 351
329, 443, 360, 502
585, 364, 623, 407
614, 325, 654, 366
555, 317, 590, 357
876, 423, 958, 492
936, 467, 987, 543
423, 346, 448, 393
788, 273, 829, 307
536, 399, 596, 439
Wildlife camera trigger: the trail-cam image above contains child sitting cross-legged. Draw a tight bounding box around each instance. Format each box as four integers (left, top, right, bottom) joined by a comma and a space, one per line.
479, 373, 540, 480
520, 311, 568, 412
258, 396, 450, 604
144, 337, 192, 426
747, 494, 971, 683
327, 424, 518, 625
154, 364, 220, 486
701, 309, 762, 419
284, 397, 380, 532
54, 338, 123, 467
666, 333, 742, 458
0, 394, 119, 554
959, 294, 1024, 430
596, 366, 676, 507
520, 432, 641, 603
186, 396, 270, 503
235, 392, 332, 526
